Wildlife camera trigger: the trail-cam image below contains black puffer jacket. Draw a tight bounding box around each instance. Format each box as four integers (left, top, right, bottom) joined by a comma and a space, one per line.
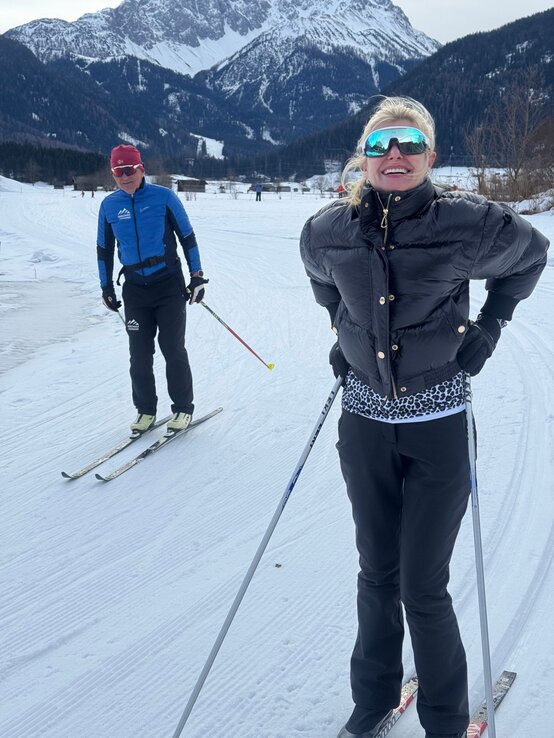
300, 178, 548, 398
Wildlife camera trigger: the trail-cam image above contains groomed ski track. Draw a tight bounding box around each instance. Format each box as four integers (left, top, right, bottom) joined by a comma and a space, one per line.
0, 180, 552, 737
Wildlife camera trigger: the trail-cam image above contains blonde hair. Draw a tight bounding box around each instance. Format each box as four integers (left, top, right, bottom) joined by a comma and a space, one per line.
341, 96, 436, 206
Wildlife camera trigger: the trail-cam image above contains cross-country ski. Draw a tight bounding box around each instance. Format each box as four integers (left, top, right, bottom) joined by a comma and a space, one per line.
61, 414, 172, 479
374, 676, 418, 738
95, 408, 223, 481
467, 671, 517, 737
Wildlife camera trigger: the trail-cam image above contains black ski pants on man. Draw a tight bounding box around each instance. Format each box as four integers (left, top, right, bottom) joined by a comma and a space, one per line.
122, 273, 194, 416
337, 409, 471, 736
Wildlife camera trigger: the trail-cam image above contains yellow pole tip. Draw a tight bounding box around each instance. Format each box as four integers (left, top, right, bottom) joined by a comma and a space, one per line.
267, 363, 275, 370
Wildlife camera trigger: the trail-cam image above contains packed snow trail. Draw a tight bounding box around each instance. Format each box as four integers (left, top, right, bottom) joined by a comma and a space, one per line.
0, 181, 552, 737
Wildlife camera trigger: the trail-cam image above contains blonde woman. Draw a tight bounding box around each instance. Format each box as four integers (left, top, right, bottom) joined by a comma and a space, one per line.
300, 97, 548, 738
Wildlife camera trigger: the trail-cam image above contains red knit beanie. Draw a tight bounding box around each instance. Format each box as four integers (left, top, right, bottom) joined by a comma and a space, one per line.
110, 144, 143, 169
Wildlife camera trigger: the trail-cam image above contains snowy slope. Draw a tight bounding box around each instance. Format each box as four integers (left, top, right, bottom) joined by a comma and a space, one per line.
0, 179, 552, 737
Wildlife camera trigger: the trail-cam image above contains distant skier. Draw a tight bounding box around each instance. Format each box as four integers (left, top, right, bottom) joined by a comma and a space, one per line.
255, 183, 262, 201
96, 144, 209, 434
300, 96, 549, 738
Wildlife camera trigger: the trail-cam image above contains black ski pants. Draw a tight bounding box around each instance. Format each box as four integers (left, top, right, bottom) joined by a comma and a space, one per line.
337, 409, 471, 735
122, 273, 194, 416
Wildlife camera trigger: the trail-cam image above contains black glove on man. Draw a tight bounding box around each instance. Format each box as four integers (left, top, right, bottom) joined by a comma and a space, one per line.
187, 273, 209, 304
329, 342, 350, 379
102, 284, 121, 312
457, 313, 504, 376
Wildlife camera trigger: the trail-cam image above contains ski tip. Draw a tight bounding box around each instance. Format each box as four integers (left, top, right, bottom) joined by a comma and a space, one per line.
61, 472, 73, 479
267, 363, 275, 370
94, 473, 108, 482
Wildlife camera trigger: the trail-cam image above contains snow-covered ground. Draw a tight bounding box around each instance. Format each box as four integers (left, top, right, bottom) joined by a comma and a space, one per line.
0, 178, 552, 738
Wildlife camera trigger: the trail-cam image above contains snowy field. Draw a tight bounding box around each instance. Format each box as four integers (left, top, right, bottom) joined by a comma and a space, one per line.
0, 175, 552, 738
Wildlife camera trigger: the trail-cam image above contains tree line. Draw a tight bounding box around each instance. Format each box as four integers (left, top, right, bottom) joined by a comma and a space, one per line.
0, 142, 107, 185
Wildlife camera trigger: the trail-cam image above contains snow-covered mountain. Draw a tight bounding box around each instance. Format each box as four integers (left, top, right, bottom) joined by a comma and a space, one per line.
5, 0, 440, 152
198, 6, 437, 141
7, 0, 438, 77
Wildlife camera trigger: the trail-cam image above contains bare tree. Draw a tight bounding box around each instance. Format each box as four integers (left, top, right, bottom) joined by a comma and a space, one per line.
491, 70, 545, 195
464, 124, 488, 193
466, 69, 552, 201
25, 158, 41, 184
148, 158, 173, 189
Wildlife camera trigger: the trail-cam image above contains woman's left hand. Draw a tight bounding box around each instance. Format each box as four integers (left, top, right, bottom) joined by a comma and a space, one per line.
456, 314, 502, 376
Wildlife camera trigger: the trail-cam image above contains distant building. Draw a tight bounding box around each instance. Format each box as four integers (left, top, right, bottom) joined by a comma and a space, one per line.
248, 183, 275, 193
176, 177, 207, 193
73, 177, 96, 192
73, 174, 112, 192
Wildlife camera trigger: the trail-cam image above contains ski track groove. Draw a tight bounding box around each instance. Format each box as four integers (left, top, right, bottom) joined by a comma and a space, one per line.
1, 423, 337, 681
446, 314, 554, 713
0, 514, 358, 738
485, 319, 554, 676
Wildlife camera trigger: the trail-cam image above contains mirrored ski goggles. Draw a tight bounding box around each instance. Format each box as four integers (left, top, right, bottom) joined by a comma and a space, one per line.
364, 126, 430, 157
111, 163, 144, 177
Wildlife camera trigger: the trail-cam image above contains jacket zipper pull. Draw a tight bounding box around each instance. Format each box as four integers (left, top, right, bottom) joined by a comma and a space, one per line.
378, 193, 392, 244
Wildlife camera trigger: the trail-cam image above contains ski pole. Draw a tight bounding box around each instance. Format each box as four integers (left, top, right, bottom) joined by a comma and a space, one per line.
171, 376, 343, 737
464, 374, 497, 738
116, 309, 125, 326
200, 300, 275, 370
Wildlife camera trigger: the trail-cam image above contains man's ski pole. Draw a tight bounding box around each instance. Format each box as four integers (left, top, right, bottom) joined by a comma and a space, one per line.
200, 300, 275, 370
171, 376, 343, 737
464, 374, 497, 738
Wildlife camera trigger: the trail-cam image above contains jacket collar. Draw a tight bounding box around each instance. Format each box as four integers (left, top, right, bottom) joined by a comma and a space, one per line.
359, 177, 435, 230
117, 177, 147, 199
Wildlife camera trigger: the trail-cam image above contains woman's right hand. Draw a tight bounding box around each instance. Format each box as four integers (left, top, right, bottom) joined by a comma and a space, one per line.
329, 342, 350, 379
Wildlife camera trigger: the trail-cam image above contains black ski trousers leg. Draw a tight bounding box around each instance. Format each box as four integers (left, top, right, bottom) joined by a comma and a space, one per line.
122, 275, 194, 416
337, 409, 471, 735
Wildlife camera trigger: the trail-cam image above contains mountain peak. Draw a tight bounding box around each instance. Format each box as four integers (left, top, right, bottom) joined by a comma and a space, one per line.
7, 0, 439, 77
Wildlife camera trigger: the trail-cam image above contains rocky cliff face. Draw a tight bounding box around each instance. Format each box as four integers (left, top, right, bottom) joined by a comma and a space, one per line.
5, 0, 440, 152
7, 0, 438, 76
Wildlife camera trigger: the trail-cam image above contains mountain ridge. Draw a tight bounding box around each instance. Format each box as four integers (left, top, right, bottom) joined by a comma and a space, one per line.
3, 0, 440, 153
6, 0, 438, 78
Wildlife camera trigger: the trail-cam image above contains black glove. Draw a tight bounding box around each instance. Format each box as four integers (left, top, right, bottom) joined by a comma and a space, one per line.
102, 285, 121, 312
187, 273, 209, 304
457, 313, 503, 376
329, 342, 350, 379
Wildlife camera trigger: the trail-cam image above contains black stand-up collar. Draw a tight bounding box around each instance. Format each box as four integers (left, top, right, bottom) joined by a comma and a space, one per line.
359, 177, 435, 231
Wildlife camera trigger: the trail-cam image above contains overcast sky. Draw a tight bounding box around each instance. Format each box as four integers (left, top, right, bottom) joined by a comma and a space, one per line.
0, 0, 552, 42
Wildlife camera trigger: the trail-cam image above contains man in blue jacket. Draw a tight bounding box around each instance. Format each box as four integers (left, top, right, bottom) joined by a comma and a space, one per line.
97, 144, 208, 434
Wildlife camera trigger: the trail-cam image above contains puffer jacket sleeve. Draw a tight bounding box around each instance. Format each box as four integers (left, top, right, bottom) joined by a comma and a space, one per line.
299, 213, 341, 313
469, 201, 549, 319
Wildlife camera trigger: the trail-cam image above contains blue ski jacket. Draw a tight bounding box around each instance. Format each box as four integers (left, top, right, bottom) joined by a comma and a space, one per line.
96, 181, 202, 287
